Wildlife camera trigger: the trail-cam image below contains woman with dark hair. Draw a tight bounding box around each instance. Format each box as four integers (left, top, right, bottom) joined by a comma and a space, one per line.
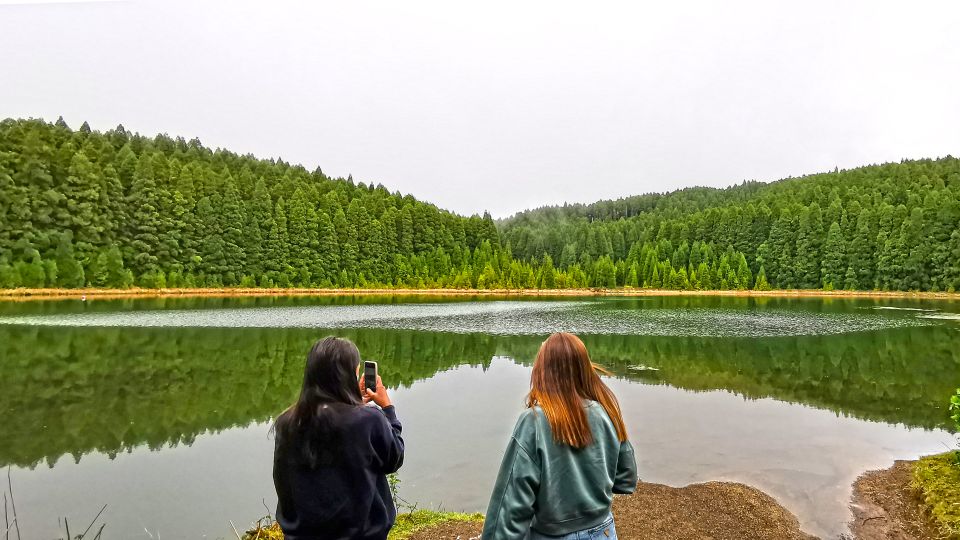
273, 336, 404, 540
483, 333, 637, 540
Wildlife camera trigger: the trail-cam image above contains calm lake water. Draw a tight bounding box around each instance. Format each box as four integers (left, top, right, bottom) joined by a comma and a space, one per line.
1, 295, 958, 539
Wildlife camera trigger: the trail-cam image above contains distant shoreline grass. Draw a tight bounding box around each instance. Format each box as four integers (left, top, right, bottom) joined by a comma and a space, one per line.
1, 286, 959, 301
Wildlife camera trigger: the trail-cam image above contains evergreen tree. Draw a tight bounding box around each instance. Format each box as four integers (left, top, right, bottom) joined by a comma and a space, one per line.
539, 254, 556, 289
627, 263, 639, 287
333, 205, 357, 284
595, 256, 617, 288
848, 210, 875, 289
219, 176, 247, 284
900, 207, 927, 291
196, 196, 226, 283
0, 256, 20, 288
17, 250, 47, 287
94, 245, 133, 288
754, 266, 771, 291
127, 153, 161, 276
820, 222, 845, 290
316, 211, 339, 285
843, 265, 858, 291
266, 198, 290, 278
64, 151, 102, 263
54, 232, 85, 287
795, 203, 824, 288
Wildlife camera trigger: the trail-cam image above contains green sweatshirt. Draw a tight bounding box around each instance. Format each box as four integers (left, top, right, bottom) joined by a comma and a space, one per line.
482, 401, 638, 540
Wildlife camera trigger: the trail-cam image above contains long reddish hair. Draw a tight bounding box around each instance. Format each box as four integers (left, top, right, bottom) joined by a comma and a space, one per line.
526, 333, 628, 448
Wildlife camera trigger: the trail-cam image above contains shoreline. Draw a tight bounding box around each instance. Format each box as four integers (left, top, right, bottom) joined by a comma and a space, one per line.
371, 456, 952, 540
2, 286, 959, 301
247, 478, 818, 540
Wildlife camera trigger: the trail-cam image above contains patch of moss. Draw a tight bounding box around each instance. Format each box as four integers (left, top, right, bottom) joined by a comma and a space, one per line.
389, 510, 485, 540
912, 451, 960, 538
242, 510, 484, 540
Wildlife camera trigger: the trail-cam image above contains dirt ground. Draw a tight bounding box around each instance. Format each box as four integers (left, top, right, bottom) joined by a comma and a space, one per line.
848, 460, 943, 540
406, 519, 483, 540
407, 480, 816, 540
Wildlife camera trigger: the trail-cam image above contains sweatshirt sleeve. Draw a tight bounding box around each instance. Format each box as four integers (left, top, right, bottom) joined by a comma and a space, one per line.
272, 432, 296, 519
482, 414, 541, 540
371, 405, 405, 474
613, 440, 638, 494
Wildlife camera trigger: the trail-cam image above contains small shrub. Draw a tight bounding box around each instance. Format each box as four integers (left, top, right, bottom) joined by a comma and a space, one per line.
912, 452, 960, 538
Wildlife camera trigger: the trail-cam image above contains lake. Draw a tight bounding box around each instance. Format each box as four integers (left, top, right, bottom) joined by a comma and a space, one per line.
1, 295, 958, 539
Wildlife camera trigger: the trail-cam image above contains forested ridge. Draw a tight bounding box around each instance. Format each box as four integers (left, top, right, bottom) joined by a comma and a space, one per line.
1, 116, 958, 291
501, 157, 960, 292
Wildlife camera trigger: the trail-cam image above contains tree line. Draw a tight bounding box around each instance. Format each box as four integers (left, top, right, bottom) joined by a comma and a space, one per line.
1, 117, 958, 291
503, 158, 960, 292
0, 117, 504, 289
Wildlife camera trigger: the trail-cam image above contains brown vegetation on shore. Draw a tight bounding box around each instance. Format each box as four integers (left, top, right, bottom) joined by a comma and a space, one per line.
849, 460, 945, 540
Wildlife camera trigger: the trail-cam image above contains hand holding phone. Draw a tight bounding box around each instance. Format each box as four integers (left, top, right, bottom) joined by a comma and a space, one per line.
364, 361, 378, 394
361, 361, 392, 408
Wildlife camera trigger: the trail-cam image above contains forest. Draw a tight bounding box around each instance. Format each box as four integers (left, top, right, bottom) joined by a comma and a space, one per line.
1, 117, 959, 291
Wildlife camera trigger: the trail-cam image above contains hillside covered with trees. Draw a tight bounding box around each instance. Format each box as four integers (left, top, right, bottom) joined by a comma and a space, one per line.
501, 157, 960, 292
0, 117, 504, 289
1, 117, 958, 292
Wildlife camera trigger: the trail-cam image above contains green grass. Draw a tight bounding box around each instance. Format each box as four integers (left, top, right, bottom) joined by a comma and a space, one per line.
912, 451, 960, 538
242, 510, 484, 540
389, 510, 485, 540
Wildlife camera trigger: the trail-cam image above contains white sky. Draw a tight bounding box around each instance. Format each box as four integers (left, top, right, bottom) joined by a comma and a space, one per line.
1, 0, 958, 217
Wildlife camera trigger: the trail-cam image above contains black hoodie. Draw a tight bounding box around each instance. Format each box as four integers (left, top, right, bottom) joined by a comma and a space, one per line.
273, 405, 405, 540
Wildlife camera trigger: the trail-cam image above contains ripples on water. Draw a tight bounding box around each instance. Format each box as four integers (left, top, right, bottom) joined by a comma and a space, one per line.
0, 300, 937, 337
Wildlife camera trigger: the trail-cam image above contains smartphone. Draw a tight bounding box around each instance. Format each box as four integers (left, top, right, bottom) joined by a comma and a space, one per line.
364, 361, 378, 394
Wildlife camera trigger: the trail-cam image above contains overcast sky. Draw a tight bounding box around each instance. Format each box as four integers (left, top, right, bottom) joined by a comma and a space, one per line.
1, 1, 958, 217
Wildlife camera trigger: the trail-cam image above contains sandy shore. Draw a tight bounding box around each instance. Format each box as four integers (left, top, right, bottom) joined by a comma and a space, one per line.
2, 286, 959, 301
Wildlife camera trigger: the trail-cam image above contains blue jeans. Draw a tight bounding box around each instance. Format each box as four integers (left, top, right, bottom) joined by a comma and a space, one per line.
526, 514, 617, 540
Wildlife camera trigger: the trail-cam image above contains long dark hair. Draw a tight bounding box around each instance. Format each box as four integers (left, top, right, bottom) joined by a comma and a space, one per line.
274, 337, 363, 467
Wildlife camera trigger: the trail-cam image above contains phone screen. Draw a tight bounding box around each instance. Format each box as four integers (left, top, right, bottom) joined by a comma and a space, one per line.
364, 361, 378, 393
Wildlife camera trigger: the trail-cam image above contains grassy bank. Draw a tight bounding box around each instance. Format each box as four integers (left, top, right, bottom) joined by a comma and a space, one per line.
913, 452, 960, 538
2, 286, 960, 301
241, 510, 484, 540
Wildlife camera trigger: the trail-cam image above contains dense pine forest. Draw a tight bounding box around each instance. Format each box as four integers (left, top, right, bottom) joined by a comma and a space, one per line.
1, 117, 958, 291
501, 156, 960, 292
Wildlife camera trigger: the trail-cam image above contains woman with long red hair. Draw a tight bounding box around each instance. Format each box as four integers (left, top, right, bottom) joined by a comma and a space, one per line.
483, 333, 637, 540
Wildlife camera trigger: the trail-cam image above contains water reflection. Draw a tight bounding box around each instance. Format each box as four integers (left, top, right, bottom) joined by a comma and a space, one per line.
2, 296, 960, 539
1, 321, 957, 470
